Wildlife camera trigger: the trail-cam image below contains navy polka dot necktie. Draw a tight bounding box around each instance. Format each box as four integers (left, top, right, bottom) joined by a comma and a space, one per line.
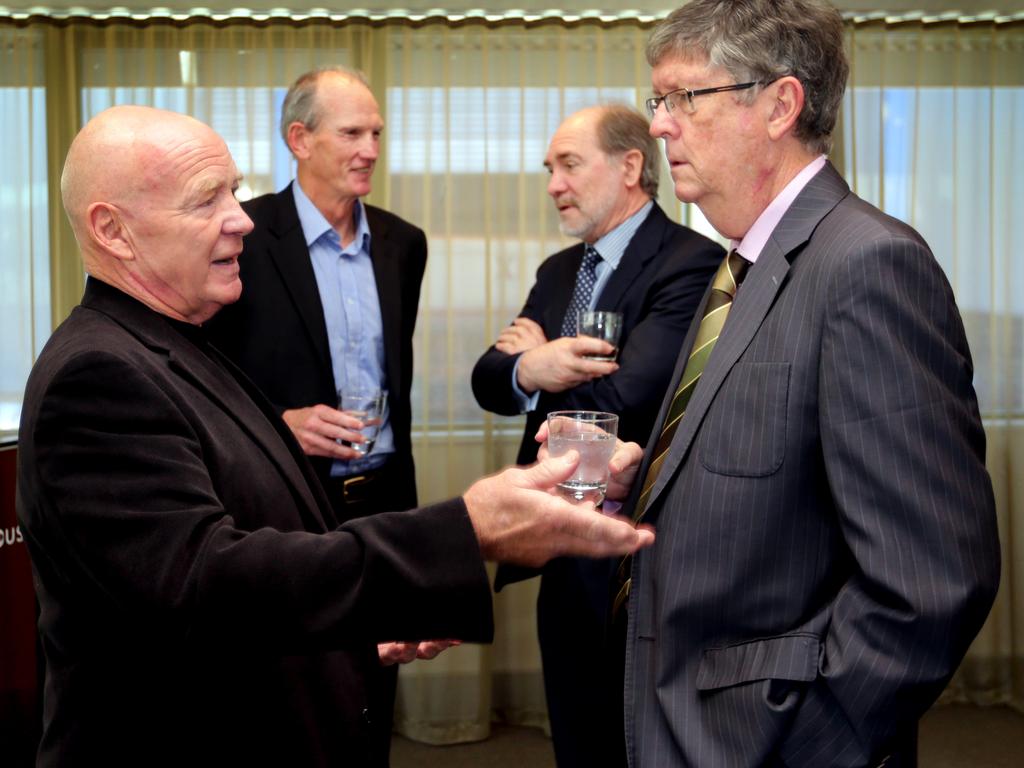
560, 246, 601, 338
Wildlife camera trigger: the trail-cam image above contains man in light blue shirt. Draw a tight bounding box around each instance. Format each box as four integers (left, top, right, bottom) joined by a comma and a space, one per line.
205, 66, 429, 765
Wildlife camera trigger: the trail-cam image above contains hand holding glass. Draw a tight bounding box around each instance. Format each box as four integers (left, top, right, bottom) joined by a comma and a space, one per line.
337, 389, 384, 456
577, 310, 623, 361
546, 410, 619, 505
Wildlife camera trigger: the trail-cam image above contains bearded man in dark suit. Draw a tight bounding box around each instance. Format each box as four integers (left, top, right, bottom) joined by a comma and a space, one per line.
16, 105, 654, 768
472, 104, 722, 768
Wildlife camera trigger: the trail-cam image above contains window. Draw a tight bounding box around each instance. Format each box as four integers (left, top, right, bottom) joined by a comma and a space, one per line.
0, 82, 48, 433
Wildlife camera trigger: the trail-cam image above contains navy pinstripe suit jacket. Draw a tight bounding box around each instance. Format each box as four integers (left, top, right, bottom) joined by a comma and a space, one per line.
623, 162, 1000, 768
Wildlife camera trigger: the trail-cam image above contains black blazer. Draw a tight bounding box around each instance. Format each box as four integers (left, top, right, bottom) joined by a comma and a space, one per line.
206, 185, 427, 508
16, 278, 492, 767
472, 202, 723, 465
471, 203, 722, 767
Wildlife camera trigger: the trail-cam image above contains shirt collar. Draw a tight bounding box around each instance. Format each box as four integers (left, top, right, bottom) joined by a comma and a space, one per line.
590, 199, 653, 270
292, 180, 371, 253
732, 155, 827, 263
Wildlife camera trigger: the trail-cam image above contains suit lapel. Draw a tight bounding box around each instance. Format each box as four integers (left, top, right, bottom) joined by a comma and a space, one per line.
365, 206, 403, 397
595, 204, 667, 311
642, 163, 850, 518
168, 349, 331, 533
265, 186, 334, 377
84, 279, 331, 533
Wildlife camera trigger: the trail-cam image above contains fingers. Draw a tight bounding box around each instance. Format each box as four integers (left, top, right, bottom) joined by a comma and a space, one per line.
378, 640, 462, 665
496, 317, 547, 355
464, 456, 655, 567
328, 409, 369, 431
608, 440, 643, 474
533, 421, 550, 458
551, 507, 656, 559
512, 316, 544, 333
570, 335, 617, 361
515, 451, 580, 491
605, 440, 643, 501
377, 641, 419, 666
300, 434, 364, 460
512, 317, 547, 345
282, 404, 369, 458
415, 639, 461, 660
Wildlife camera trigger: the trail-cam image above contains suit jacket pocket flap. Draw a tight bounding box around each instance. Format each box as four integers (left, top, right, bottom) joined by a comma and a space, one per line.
696, 634, 819, 691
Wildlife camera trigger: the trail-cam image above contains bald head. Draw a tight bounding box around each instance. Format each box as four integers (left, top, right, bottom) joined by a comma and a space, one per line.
62, 106, 209, 242
61, 105, 253, 324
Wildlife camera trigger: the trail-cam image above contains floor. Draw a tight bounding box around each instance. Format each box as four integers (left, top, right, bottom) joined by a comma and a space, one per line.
391, 704, 1024, 767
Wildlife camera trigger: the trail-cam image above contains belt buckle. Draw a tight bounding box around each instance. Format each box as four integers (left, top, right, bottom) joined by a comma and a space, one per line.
342, 473, 372, 505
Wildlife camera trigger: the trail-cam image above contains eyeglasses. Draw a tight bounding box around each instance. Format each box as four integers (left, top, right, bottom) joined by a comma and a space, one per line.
645, 81, 767, 118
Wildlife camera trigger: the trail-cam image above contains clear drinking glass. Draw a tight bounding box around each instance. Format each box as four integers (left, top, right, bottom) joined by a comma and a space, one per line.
546, 410, 619, 505
337, 389, 385, 456
577, 310, 623, 361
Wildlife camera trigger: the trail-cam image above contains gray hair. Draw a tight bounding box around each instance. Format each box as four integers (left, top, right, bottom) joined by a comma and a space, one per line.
595, 105, 660, 199
279, 66, 370, 150
646, 0, 848, 155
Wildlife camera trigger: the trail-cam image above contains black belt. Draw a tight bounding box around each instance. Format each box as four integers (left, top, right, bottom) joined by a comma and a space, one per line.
340, 470, 382, 506
324, 459, 406, 519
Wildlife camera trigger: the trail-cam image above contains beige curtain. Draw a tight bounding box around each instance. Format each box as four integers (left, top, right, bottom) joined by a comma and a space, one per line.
0, 12, 1020, 744
842, 19, 1024, 713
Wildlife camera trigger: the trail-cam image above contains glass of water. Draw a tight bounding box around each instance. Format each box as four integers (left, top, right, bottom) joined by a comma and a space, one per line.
338, 389, 385, 456
577, 310, 623, 361
546, 410, 619, 505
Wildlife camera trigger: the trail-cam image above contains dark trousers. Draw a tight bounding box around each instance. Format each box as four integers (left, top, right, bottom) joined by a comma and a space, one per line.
323, 458, 416, 767
538, 556, 627, 768
322, 458, 416, 524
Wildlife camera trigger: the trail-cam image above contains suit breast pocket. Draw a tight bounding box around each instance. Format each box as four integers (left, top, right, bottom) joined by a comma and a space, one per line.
698, 361, 790, 477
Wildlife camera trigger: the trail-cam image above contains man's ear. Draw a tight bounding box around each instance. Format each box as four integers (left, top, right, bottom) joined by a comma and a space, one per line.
286, 121, 311, 160
87, 202, 134, 261
620, 148, 644, 189
766, 76, 805, 141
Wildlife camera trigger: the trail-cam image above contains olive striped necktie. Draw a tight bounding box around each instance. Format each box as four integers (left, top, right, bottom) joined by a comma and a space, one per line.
612, 249, 751, 617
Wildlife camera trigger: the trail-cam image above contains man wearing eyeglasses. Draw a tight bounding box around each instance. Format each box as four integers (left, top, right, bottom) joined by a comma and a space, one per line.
615, 2, 1000, 767
472, 104, 721, 767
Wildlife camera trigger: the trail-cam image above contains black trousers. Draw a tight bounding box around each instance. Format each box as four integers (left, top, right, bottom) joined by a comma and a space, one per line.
323, 458, 416, 766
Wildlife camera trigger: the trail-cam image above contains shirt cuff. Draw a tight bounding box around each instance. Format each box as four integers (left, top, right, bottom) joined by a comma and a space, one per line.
511, 356, 540, 413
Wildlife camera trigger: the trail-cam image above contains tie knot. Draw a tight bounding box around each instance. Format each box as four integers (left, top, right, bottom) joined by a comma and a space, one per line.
583, 246, 601, 271
711, 249, 751, 298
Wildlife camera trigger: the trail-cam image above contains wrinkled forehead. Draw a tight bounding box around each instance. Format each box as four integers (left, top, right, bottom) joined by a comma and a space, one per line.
135, 123, 238, 199
651, 54, 722, 89
547, 113, 601, 161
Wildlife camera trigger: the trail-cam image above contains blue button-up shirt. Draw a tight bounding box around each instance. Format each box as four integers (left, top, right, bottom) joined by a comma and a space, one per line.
293, 181, 392, 475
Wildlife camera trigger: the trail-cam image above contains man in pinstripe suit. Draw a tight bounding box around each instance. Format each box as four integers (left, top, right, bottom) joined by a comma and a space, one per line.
617, 2, 1001, 766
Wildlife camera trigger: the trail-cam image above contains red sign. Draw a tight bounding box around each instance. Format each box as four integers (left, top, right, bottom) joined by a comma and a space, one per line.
0, 443, 41, 765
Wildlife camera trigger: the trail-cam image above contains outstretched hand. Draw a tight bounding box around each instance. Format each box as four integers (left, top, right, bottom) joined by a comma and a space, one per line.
463, 452, 654, 567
